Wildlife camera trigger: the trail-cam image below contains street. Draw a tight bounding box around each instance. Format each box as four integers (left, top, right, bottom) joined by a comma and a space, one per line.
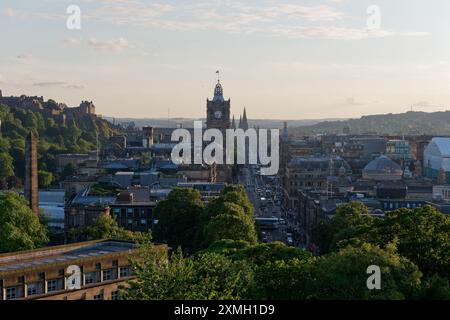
238, 165, 303, 247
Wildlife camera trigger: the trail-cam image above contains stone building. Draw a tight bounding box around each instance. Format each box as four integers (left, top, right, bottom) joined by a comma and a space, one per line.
0, 240, 166, 300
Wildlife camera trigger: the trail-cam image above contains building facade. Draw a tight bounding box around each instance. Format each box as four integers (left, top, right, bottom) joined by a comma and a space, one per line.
0, 240, 165, 300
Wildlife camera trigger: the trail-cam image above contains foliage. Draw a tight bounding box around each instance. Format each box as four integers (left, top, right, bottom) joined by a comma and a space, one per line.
204, 213, 257, 245
0, 102, 116, 187
38, 170, 54, 188
311, 202, 373, 254
312, 203, 450, 280
153, 188, 205, 252
0, 192, 49, 253
357, 206, 450, 278
122, 248, 253, 300
85, 213, 151, 243
0, 152, 14, 186
89, 183, 123, 196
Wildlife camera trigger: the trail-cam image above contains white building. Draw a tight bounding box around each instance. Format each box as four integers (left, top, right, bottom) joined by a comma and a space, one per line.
423, 137, 450, 183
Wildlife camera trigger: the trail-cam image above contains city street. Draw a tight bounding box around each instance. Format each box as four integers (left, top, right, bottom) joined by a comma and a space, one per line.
239, 165, 296, 245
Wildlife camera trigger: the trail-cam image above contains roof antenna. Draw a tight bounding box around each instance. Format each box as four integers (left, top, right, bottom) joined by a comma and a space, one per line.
216, 70, 220, 83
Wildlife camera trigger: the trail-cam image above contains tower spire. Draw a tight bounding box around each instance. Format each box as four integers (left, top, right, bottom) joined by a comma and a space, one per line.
241, 107, 248, 130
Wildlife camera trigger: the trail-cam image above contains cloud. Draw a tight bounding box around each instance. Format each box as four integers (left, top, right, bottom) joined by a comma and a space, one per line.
15, 53, 33, 62
6, 2, 428, 41
33, 81, 85, 89
259, 26, 428, 40
87, 37, 134, 52
345, 97, 364, 106
64, 37, 134, 52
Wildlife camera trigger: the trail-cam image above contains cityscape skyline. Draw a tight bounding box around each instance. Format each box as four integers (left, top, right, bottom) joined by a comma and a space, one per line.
1, 0, 450, 120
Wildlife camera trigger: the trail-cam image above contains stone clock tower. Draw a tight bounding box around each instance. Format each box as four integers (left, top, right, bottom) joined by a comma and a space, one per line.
206, 80, 231, 130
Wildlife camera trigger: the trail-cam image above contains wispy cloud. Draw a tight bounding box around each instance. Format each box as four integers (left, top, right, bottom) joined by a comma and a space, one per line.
15, 53, 33, 62
64, 37, 134, 52
33, 81, 85, 89
4, 1, 428, 41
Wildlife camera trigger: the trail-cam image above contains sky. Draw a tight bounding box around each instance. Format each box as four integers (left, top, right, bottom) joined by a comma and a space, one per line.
1, 0, 450, 120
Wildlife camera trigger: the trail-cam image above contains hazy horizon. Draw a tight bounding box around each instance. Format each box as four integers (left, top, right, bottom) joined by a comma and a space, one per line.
1, 0, 450, 120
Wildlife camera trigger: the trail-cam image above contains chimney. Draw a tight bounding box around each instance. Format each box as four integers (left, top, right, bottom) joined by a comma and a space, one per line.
25, 131, 39, 215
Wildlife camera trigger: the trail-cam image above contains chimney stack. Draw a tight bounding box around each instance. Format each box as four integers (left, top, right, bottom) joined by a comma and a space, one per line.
25, 131, 39, 215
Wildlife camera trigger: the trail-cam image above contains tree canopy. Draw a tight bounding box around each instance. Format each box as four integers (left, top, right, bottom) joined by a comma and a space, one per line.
0, 192, 49, 253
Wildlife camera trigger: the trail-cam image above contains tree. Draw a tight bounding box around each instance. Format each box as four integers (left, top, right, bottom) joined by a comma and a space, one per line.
0, 192, 49, 253
201, 186, 257, 247
214, 185, 254, 218
204, 213, 257, 245
305, 243, 422, 300
251, 243, 422, 300
0, 152, 14, 187
86, 213, 151, 243
359, 206, 450, 278
38, 170, 54, 188
122, 248, 253, 300
311, 202, 374, 254
153, 188, 205, 251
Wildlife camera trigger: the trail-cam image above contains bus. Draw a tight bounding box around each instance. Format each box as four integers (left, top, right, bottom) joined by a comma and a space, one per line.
254, 217, 280, 230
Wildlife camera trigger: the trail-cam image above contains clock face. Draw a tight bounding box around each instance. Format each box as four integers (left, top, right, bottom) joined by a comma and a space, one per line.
214, 111, 223, 119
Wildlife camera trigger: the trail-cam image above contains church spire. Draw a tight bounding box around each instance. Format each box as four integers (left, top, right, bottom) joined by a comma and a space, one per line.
241, 107, 248, 130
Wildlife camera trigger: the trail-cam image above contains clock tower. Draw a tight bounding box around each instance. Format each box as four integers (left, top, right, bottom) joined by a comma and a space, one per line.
206, 80, 231, 130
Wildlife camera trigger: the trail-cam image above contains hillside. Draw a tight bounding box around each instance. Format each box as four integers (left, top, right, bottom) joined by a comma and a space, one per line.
291, 111, 450, 136
0, 94, 119, 189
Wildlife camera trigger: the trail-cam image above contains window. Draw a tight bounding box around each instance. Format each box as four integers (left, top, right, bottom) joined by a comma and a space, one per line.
103, 269, 113, 281
111, 291, 120, 301
95, 263, 102, 270
6, 287, 17, 300
119, 266, 131, 278
58, 269, 65, 277
85, 272, 95, 284
94, 294, 104, 301
47, 279, 58, 292
27, 283, 38, 296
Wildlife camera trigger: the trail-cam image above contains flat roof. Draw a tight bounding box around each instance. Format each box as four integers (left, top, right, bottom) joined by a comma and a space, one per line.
0, 240, 136, 273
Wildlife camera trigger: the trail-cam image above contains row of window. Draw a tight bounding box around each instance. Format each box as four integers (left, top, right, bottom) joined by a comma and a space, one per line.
1, 266, 132, 300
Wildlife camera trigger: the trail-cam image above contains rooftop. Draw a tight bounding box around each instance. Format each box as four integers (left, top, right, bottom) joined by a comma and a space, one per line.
0, 240, 136, 274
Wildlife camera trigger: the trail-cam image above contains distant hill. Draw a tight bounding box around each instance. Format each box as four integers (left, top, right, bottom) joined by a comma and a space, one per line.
290, 111, 450, 136
103, 116, 344, 129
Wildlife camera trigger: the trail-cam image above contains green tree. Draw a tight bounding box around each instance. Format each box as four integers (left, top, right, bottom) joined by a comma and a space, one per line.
208, 185, 254, 218
0, 192, 49, 253
358, 206, 450, 278
38, 170, 54, 188
153, 188, 205, 251
0, 152, 14, 188
122, 248, 253, 300
251, 243, 422, 300
86, 213, 151, 243
311, 202, 374, 254
204, 213, 257, 245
